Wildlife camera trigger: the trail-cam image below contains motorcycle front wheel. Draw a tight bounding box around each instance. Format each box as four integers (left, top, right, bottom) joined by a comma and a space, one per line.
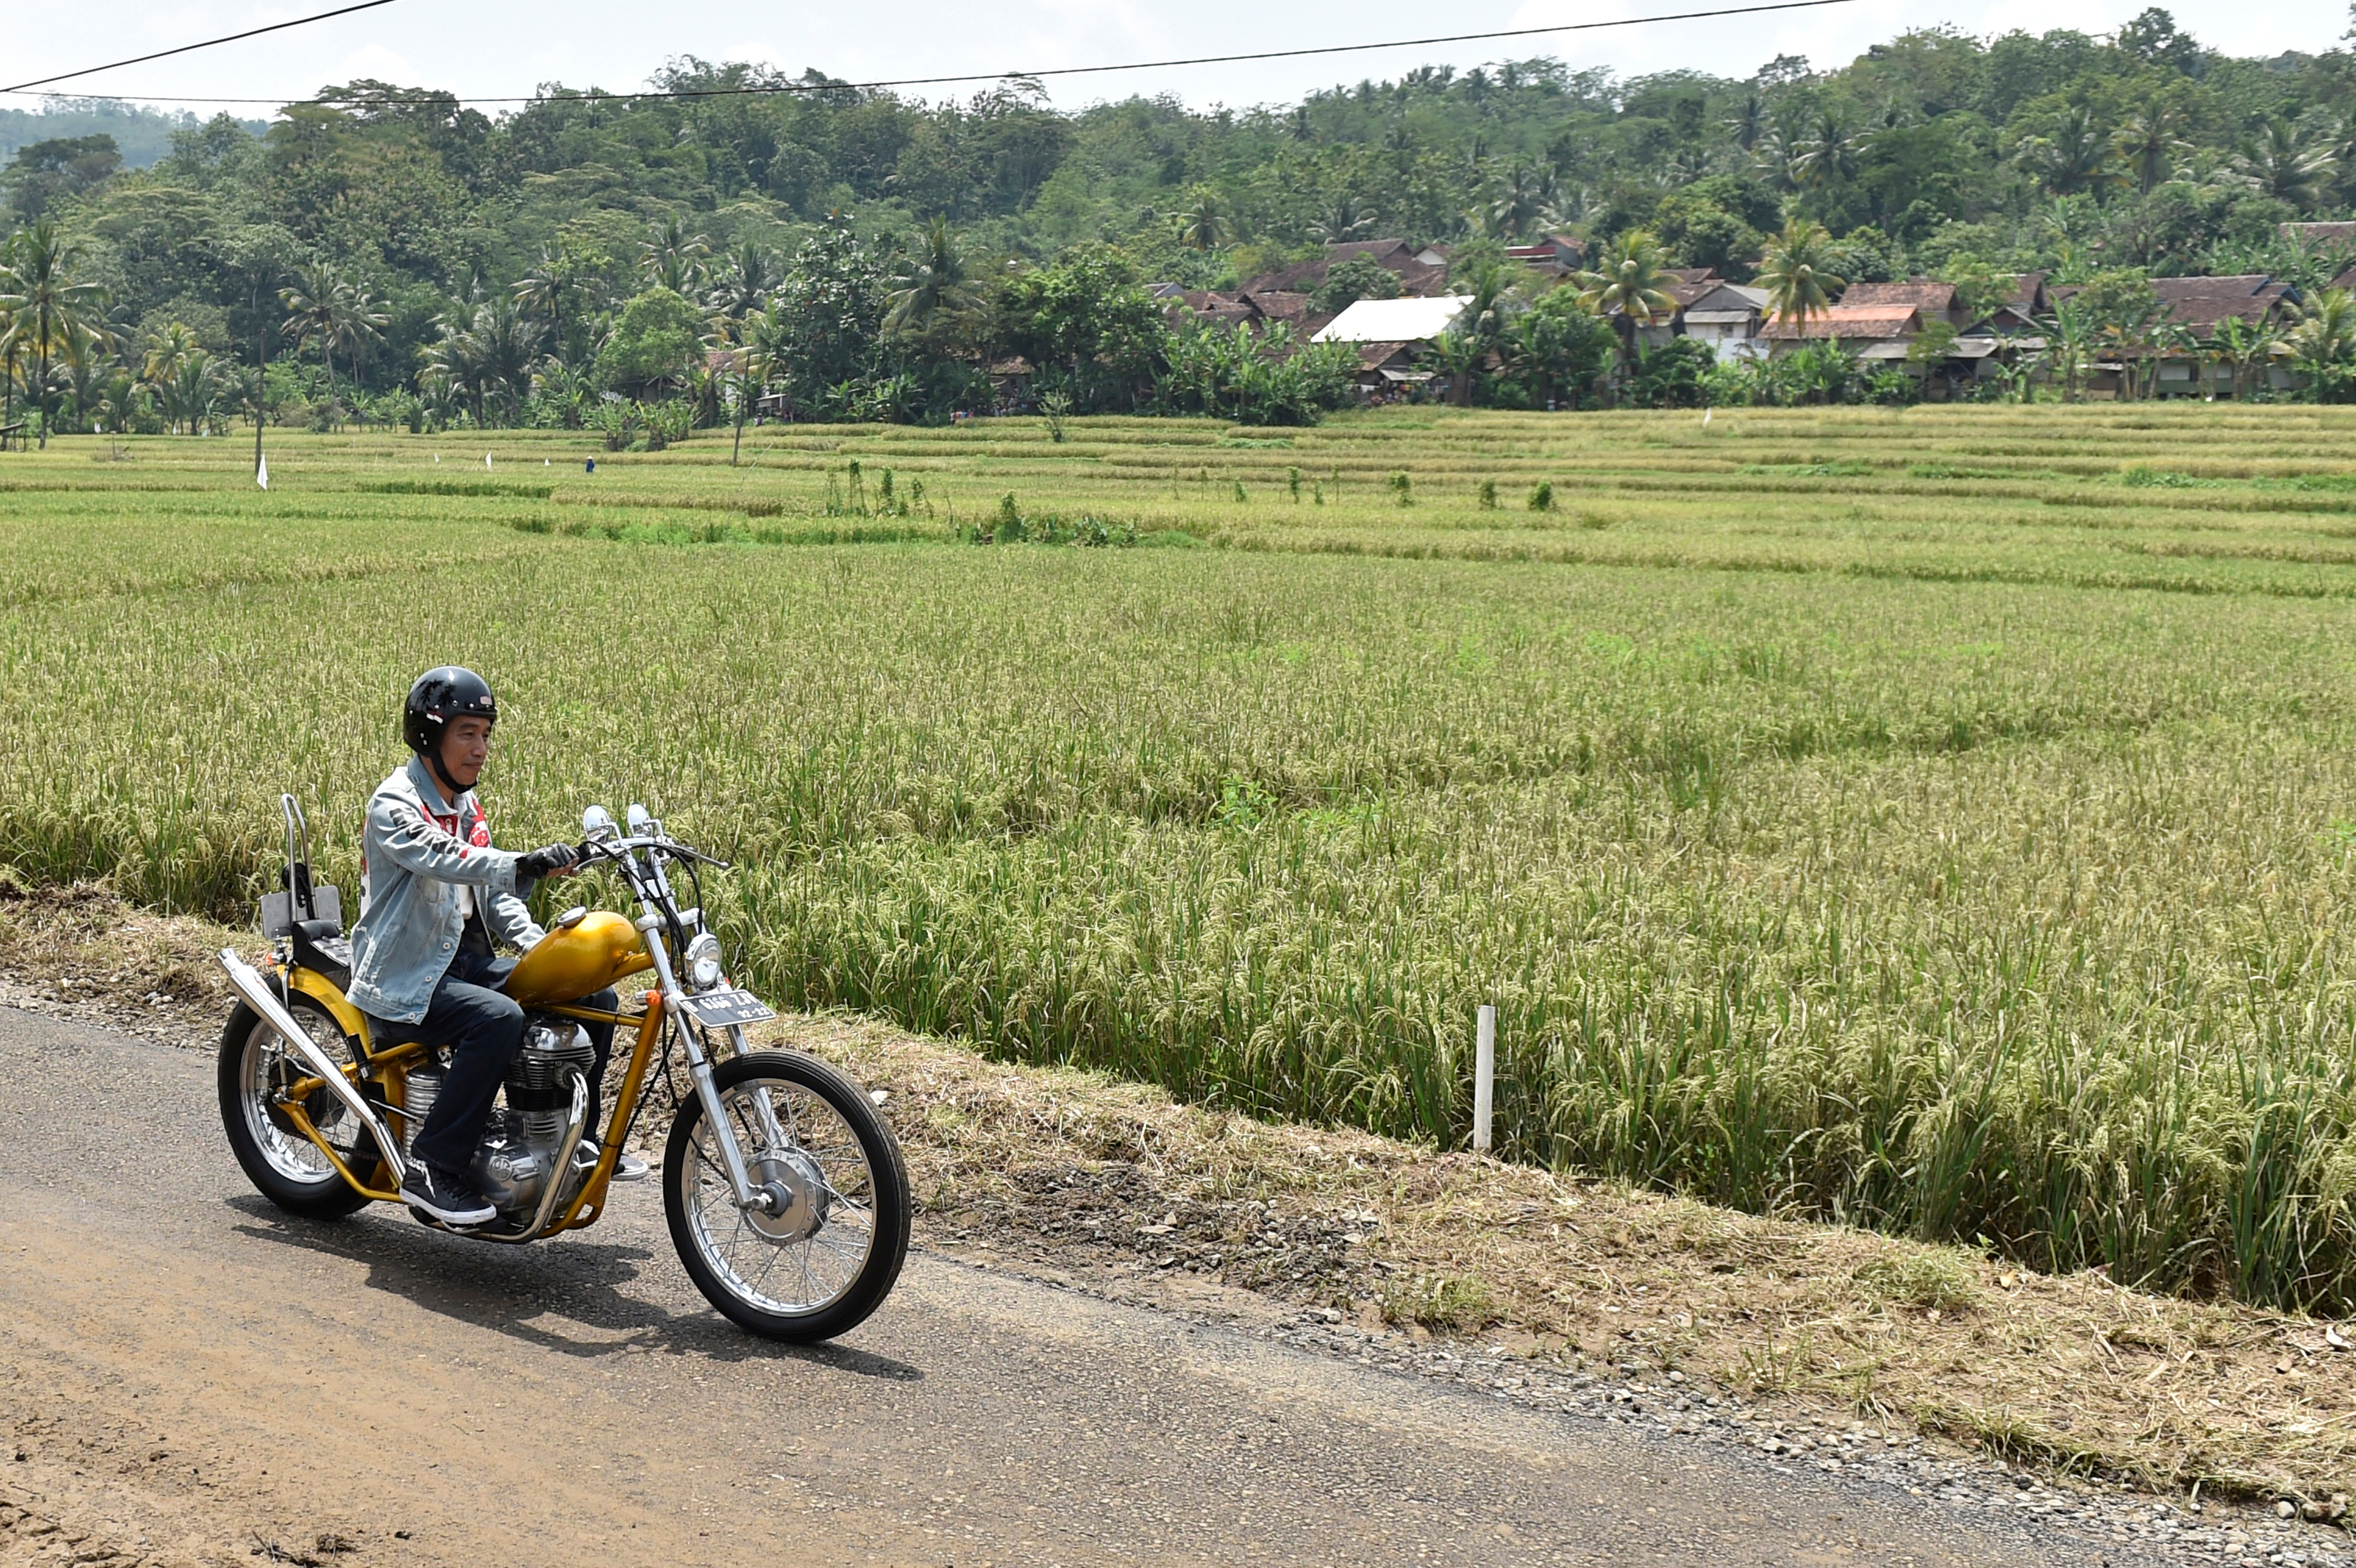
664, 1050, 911, 1342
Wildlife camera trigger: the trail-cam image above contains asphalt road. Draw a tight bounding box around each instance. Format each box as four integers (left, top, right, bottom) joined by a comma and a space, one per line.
0, 1006, 2151, 1568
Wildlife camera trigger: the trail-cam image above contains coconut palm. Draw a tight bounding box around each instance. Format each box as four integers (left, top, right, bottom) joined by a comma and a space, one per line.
281, 261, 387, 423
1793, 110, 1861, 189
514, 243, 585, 352
1173, 187, 1229, 252
639, 215, 711, 295
882, 218, 979, 343
155, 350, 222, 436
1723, 90, 1767, 154
1312, 194, 1378, 244
1575, 229, 1679, 379
2115, 103, 2190, 194
2237, 118, 2336, 210
2016, 107, 2120, 197
1752, 218, 1846, 334
706, 238, 777, 323
0, 221, 109, 447
1486, 159, 1554, 240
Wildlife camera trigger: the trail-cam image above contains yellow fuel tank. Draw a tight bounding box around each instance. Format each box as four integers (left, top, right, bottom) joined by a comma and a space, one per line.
503, 909, 653, 1005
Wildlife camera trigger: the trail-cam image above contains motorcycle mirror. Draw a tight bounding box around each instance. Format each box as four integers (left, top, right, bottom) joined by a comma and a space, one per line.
582, 804, 616, 838
626, 803, 651, 833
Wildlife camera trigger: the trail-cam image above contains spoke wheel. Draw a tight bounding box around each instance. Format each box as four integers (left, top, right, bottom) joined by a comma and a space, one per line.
218, 995, 372, 1219
664, 1051, 910, 1342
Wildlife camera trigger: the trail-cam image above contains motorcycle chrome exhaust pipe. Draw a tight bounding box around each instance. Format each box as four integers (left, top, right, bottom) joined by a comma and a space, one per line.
218, 948, 407, 1185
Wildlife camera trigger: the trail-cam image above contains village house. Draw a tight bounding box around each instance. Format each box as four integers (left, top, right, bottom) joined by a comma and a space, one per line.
1676, 280, 1770, 360
2048, 273, 2300, 396
1503, 233, 1585, 279
1310, 294, 1469, 398
1240, 238, 1454, 299
1757, 303, 1925, 362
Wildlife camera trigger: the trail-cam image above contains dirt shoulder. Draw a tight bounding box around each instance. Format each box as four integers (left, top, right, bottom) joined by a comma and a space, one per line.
5, 876, 2352, 1517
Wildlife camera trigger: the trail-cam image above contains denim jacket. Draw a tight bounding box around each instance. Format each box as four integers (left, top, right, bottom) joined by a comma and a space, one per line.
346, 756, 545, 1024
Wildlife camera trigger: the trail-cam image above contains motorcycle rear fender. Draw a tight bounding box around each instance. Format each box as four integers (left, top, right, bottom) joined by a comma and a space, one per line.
284, 966, 373, 1056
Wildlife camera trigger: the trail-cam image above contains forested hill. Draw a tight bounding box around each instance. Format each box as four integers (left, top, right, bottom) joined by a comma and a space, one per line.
3, 7, 2353, 405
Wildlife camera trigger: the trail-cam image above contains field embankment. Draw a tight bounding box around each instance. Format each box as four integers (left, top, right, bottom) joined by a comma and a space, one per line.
10, 407, 2356, 1318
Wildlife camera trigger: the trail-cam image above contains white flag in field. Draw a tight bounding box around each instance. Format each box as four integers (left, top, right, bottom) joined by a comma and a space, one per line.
485, 453, 493, 469
1703, 407, 1713, 427
256, 452, 269, 490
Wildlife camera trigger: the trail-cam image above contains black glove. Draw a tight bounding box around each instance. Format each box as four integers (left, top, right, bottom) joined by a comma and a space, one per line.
515, 843, 580, 881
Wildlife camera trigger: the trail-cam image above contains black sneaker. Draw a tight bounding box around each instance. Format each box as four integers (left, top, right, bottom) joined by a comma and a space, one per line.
401, 1164, 496, 1225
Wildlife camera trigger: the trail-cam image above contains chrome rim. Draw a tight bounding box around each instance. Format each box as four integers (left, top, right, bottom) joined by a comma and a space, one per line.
680, 1076, 878, 1317
239, 1005, 348, 1186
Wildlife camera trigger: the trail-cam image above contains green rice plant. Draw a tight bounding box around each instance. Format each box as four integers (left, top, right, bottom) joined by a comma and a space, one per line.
12, 407, 2356, 1309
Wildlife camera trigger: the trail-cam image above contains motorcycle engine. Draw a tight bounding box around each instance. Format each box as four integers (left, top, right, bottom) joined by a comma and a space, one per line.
468, 1020, 598, 1219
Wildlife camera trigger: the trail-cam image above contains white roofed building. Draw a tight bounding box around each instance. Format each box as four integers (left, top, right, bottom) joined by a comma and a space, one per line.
1312, 295, 1471, 345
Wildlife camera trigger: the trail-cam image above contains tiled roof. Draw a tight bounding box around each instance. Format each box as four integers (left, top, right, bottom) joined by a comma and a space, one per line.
2150, 274, 2294, 330
2285, 221, 2356, 248
1759, 305, 1921, 340
1841, 280, 1958, 313
1355, 340, 1412, 370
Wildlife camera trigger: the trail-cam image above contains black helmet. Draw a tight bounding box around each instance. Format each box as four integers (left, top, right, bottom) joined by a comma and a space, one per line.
404, 666, 498, 757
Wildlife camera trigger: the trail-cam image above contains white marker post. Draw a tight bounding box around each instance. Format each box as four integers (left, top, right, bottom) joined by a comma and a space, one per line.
1473, 1004, 1496, 1154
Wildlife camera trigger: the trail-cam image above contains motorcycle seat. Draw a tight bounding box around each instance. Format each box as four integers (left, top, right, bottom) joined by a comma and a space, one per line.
292, 917, 352, 991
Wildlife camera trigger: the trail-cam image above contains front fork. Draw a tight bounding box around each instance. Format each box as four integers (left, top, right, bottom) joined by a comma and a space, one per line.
674, 1009, 786, 1216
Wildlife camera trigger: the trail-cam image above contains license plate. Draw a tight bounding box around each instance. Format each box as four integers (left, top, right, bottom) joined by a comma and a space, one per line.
680, 988, 776, 1027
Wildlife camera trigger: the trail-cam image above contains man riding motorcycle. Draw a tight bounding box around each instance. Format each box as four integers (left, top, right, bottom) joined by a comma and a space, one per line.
347, 667, 644, 1225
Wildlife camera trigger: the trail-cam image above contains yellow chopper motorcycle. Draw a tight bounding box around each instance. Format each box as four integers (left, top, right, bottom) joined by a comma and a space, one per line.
215, 797, 910, 1342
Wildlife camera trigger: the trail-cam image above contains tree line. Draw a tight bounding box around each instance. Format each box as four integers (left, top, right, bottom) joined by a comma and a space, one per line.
3, 9, 2356, 434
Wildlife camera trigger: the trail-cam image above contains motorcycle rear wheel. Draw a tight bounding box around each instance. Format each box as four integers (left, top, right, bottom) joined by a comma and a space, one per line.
218, 996, 373, 1220
664, 1050, 911, 1342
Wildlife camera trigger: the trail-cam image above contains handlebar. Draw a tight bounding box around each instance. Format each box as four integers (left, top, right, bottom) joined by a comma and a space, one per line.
575, 833, 732, 872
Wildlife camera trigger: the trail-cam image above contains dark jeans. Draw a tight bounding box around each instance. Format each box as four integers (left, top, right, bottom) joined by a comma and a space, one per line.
378, 950, 615, 1179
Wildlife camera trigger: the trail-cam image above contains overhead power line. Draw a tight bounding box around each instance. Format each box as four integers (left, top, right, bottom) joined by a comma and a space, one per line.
2, 0, 407, 95
0, 0, 1859, 107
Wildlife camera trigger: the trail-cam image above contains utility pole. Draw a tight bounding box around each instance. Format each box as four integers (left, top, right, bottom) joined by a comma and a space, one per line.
252, 274, 268, 483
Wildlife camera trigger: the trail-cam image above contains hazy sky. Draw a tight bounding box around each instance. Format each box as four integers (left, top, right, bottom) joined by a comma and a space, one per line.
4, 0, 2347, 119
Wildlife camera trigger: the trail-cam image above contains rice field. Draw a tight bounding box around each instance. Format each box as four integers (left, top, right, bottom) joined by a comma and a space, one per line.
13, 404, 2356, 1310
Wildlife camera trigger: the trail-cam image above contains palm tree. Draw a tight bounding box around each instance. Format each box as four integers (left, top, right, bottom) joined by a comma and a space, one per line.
882, 218, 979, 343
2237, 118, 2336, 210
1312, 194, 1378, 244
514, 244, 584, 354
1751, 122, 1806, 195
279, 261, 385, 422
1753, 218, 1846, 335
1575, 229, 1679, 377
1425, 331, 1484, 407
706, 238, 776, 323
1793, 110, 1860, 189
1174, 187, 1229, 252
156, 351, 222, 436
639, 215, 711, 295
1486, 160, 1553, 240
1722, 90, 1767, 154
2288, 289, 2356, 401
2016, 107, 2119, 197
0, 221, 109, 447
2114, 103, 2189, 194
2211, 314, 2280, 400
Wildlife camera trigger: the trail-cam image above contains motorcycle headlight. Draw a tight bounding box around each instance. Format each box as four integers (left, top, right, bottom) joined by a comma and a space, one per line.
685, 931, 723, 991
